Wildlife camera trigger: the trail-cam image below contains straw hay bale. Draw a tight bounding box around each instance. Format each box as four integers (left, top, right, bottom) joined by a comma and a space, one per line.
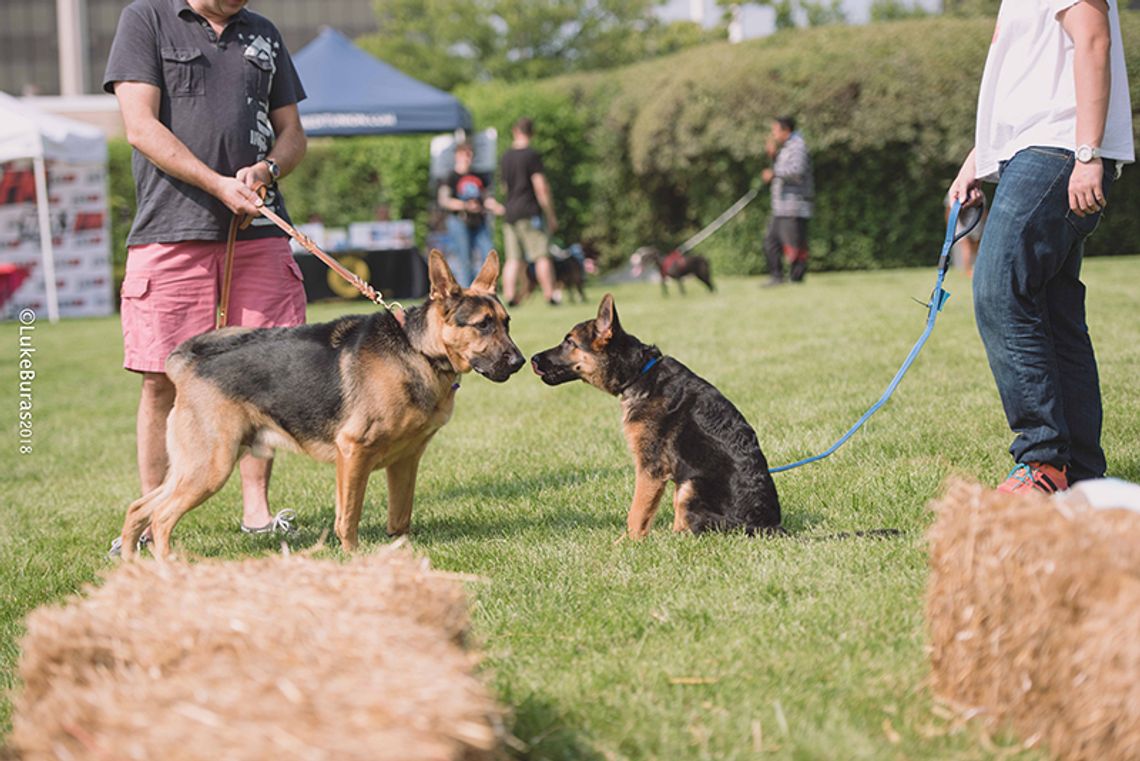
926, 479, 1140, 760
8, 544, 504, 761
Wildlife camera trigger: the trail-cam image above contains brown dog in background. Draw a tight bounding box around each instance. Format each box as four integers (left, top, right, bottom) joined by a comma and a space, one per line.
118, 251, 525, 559
630, 246, 715, 296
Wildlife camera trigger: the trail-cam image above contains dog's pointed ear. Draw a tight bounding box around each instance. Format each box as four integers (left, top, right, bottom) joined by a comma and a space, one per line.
594, 293, 621, 344
429, 249, 461, 301
470, 250, 500, 295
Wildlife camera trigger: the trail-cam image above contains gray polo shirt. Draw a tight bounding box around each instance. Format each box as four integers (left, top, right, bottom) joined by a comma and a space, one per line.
770, 132, 814, 219
103, 0, 306, 246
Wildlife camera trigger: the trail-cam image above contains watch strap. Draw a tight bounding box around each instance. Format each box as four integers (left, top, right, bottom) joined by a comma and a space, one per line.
1076, 144, 1101, 163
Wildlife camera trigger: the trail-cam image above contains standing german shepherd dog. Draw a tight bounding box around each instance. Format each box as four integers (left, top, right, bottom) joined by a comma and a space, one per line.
531, 294, 779, 538
118, 251, 524, 560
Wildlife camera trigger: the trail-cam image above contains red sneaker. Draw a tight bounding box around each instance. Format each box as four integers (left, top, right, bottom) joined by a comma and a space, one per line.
996, 462, 1068, 495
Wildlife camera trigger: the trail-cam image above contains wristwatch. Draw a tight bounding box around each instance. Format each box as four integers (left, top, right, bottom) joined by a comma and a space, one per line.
1075, 144, 1101, 163
261, 157, 281, 181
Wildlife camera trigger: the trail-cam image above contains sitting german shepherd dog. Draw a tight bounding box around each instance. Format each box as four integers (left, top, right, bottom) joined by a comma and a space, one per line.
531, 294, 779, 538
118, 251, 524, 560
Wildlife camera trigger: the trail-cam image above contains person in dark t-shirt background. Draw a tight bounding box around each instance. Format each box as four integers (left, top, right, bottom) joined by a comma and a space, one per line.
437, 142, 504, 287
499, 117, 558, 306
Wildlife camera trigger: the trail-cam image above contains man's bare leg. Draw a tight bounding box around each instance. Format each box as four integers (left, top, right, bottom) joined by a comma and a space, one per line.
239, 455, 274, 528
132, 372, 176, 544
535, 256, 557, 302
138, 372, 174, 488
503, 258, 524, 304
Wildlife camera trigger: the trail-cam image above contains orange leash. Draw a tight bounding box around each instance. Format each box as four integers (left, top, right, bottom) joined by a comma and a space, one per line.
256, 202, 398, 311
216, 186, 401, 329
216, 185, 264, 330
216, 215, 239, 329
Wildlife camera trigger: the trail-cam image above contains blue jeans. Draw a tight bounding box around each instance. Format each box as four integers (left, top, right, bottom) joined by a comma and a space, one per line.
444, 214, 494, 287
973, 147, 1116, 482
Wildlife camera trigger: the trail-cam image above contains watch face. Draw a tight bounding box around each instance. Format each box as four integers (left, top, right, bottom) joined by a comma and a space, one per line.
1076, 145, 1095, 163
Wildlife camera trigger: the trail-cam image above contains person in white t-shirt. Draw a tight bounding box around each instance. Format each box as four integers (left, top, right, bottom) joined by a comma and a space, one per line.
948, 0, 1133, 495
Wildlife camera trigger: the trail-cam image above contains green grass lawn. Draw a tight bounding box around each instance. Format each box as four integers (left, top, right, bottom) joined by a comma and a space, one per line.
3, 258, 1139, 760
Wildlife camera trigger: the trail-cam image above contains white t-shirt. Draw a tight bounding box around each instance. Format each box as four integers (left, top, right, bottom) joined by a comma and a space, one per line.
974, 0, 1134, 181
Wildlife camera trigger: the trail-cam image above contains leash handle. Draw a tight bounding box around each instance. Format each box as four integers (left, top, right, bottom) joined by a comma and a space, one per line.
216, 215, 239, 330
940, 197, 985, 274
951, 198, 984, 245
216, 185, 269, 330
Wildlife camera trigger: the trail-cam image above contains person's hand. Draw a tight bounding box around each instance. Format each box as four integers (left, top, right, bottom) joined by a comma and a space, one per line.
212, 175, 264, 216
486, 198, 505, 216
235, 162, 273, 192
949, 152, 983, 208
761, 168, 774, 184
1068, 159, 1106, 217
464, 199, 483, 214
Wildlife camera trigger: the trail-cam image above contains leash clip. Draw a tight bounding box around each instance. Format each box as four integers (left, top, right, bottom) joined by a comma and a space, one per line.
933, 288, 951, 312
911, 288, 951, 313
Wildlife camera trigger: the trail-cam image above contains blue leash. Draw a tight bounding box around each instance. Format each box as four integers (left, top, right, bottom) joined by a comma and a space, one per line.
769, 199, 983, 474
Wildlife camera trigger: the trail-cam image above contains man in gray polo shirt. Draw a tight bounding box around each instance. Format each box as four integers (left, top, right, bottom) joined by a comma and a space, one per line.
105, 0, 308, 549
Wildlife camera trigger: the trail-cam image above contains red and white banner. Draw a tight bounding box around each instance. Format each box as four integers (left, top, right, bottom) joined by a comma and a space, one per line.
0, 159, 113, 319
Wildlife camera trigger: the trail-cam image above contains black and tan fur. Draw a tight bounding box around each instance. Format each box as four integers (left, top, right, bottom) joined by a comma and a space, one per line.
531, 294, 779, 538
118, 250, 524, 560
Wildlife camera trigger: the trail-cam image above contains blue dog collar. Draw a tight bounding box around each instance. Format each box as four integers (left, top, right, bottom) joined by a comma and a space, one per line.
618, 355, 663, 395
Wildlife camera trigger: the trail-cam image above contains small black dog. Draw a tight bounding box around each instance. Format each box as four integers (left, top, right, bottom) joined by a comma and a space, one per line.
531, 294, 779, 538
630, 246, 715, 296
524, 245, 587, 304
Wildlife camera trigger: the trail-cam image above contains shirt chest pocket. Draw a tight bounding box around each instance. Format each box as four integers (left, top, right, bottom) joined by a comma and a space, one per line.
244, 50, 275, 104
160, 46, 205, 97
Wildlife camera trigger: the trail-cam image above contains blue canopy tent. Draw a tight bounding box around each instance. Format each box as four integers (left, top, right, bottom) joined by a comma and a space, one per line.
293, 27, 473, 136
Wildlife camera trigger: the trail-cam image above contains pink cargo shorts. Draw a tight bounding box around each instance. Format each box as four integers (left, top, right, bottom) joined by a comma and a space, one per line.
120, 237, 306, 373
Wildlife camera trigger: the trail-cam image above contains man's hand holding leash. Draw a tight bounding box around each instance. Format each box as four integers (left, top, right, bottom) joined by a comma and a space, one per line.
949, 148, 984, 209
213, 174, 264, 217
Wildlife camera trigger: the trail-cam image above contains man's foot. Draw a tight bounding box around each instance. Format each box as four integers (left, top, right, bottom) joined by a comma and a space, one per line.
107, 532, 151, 559
762, 277, 784, 288
996, 462, 1068, 495
240, 509, 298, 535
506, 298, 520, 308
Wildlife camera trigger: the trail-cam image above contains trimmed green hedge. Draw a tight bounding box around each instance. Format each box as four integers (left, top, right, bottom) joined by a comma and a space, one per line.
108, 14, 1140, 276
458, 14, 1139, 274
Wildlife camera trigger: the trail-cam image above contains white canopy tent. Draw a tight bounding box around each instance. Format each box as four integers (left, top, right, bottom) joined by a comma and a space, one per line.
0, 92, 107, 322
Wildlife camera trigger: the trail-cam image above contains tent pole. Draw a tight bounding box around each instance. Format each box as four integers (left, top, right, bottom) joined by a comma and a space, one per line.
33, 156, 61, 323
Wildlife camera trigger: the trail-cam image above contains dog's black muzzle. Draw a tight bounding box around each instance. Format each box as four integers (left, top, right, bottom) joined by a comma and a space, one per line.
473, 347, 526, 383
530, 351, 579, 386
